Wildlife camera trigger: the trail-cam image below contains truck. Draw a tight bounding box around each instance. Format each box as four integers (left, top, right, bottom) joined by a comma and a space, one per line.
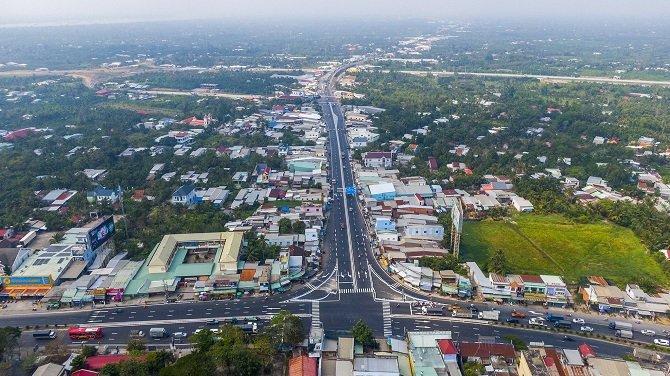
553, 320, 572, 329
477, 310, 500, 321
149, 327, 168, 338
32, 330, 56, 340
235, 322, 258, 334
616, 329, 634, 339
608, 321, 633, 331
422, 306, 445, 316
451, 308, 473, 318
545, 314, 564, 323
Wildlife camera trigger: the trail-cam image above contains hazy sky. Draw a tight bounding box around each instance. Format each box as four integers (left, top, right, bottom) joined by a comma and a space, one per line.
1, 0, 669, 26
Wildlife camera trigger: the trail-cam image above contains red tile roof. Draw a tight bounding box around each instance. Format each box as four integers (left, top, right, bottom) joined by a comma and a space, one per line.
458, 342, 516, 359
519, 274, 544, 284
437, 339, 458, 355
84, 355, 129, 371
288, 354, 317, 376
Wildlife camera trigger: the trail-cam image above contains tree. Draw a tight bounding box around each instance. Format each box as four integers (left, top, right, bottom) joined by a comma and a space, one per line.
351, 320, 377, 350
127, 339, 146, 354
278, 218, 292, 234
292, 220, 306, 234
81, 345, 98, 357
463, 361, 485, 376
145, 350, 175, 375
0, 327, 21, 362
71, 355, 85, 371
50, 232, 65, 244
267, 310, 305, 348
211, 325, 246, 371
231, 348, 262, 376
488, 249, 508, 274
160, 352, 215, 376
252, 335, 277, 369
503, 335, 528, 351
190, 328, 215, 353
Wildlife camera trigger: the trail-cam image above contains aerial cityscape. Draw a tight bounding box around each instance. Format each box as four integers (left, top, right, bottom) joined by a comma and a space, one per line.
1, 0, 670, 375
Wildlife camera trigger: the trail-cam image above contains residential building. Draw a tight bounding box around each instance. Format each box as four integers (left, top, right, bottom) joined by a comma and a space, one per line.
171, 184, 196, 206
363, 151, 394, 169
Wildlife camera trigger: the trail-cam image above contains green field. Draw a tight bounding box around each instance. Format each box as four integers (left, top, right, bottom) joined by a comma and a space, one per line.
461, 214, 668, 287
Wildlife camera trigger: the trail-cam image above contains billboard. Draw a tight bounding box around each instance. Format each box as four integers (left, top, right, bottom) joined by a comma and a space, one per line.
87, 216, 115, 251
2, 276, 53, 286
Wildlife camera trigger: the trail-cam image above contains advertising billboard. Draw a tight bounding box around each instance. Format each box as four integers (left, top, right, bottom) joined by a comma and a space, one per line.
2, 276, 53, 286
87, 216, 115, 251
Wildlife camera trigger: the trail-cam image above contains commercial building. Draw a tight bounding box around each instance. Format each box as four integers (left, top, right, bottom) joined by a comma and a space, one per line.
124, 231, 244, 297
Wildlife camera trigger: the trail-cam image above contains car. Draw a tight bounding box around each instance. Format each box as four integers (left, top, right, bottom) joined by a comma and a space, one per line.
528, 310, 542, 316
194, 328, 220, 335
511, 310, 527, 319
506, 318, 520, 324
529, 318, 546, 326
561, 336, 575, 342
580, 326, 594, 332
129, 330, 145, 338
205, 319, 220, 326
653, 338, 670, 346
640, 329, 656, 336
172, 332, 188, 339
572, 318, 585, 324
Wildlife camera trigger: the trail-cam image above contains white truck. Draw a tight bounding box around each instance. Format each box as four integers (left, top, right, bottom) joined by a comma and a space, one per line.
616, 329, 633, 339
478, 310, 500, 321
149, 327, 168, 338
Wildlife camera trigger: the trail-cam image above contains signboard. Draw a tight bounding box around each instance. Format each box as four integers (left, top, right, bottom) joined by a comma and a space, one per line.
2, 276, 53, 286
87, 216, 115, 251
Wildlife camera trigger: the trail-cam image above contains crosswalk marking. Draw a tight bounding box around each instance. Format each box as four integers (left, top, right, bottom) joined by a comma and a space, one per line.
382, 301, 392, 338
339, 287, 373, 294
311, 301, 321, 328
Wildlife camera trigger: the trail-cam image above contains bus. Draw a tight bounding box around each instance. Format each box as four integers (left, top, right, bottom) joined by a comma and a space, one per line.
32, 330, 56, 340
68, 326, 103, 340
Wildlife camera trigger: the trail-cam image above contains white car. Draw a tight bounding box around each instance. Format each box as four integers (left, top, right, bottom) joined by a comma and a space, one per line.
572, 318, 585, 324
528, 311, 543, 316
529, 318, 546, 326
640, 330, 656, 336
580, 326, 594, 332
172, 332, 188, 338
653, 338, 669, 346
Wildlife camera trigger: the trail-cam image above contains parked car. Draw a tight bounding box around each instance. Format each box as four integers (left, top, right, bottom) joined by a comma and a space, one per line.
561, 336, 575, 342
205, 319, 220, 326
528, 310, 542, 316
653, 338, 669, 346
173, 332, 188, 339
506, 318, 520, 324
580, 326, 594, 332
572, 318, 585, 324
129, 330, 145, 338
640, 330, 656, 336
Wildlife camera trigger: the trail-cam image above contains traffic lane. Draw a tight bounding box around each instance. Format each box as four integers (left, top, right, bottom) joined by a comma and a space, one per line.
24, 317, 312, 348
392, 317, 633, 358
92, 298, 309, 323
0, 309, 92, 327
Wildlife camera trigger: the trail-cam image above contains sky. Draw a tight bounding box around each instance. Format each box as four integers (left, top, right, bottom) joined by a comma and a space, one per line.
1, 0, 669, 26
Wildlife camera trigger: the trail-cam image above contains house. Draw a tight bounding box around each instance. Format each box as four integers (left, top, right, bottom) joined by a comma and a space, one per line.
427, 157, 438, 171
363, 151, 393, 169
368, 183, 396, 201
351, 136, 369, 149
32, 363, 65, 376
86, 187, 120, 204
511, 196, 534, 212
289, 354, 317, 376
171, 184, 196, 206
375, 217, 396, 231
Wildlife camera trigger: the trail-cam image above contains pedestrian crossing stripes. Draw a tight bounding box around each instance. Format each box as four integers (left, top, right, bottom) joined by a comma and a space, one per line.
311, 301, 320, 328
339, 287, 373, 294
382, 301, 392, 338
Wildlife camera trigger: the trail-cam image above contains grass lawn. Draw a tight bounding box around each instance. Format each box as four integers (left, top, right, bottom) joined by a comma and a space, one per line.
460, 214, 668, 287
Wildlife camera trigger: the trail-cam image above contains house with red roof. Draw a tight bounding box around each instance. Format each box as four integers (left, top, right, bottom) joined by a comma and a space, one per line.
288, 354, 317, 376
436, 339, 458, 363
84, 355, 130, 371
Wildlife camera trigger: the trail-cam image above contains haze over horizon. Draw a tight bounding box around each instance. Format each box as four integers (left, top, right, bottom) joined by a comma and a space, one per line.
2, 0, 670, 27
